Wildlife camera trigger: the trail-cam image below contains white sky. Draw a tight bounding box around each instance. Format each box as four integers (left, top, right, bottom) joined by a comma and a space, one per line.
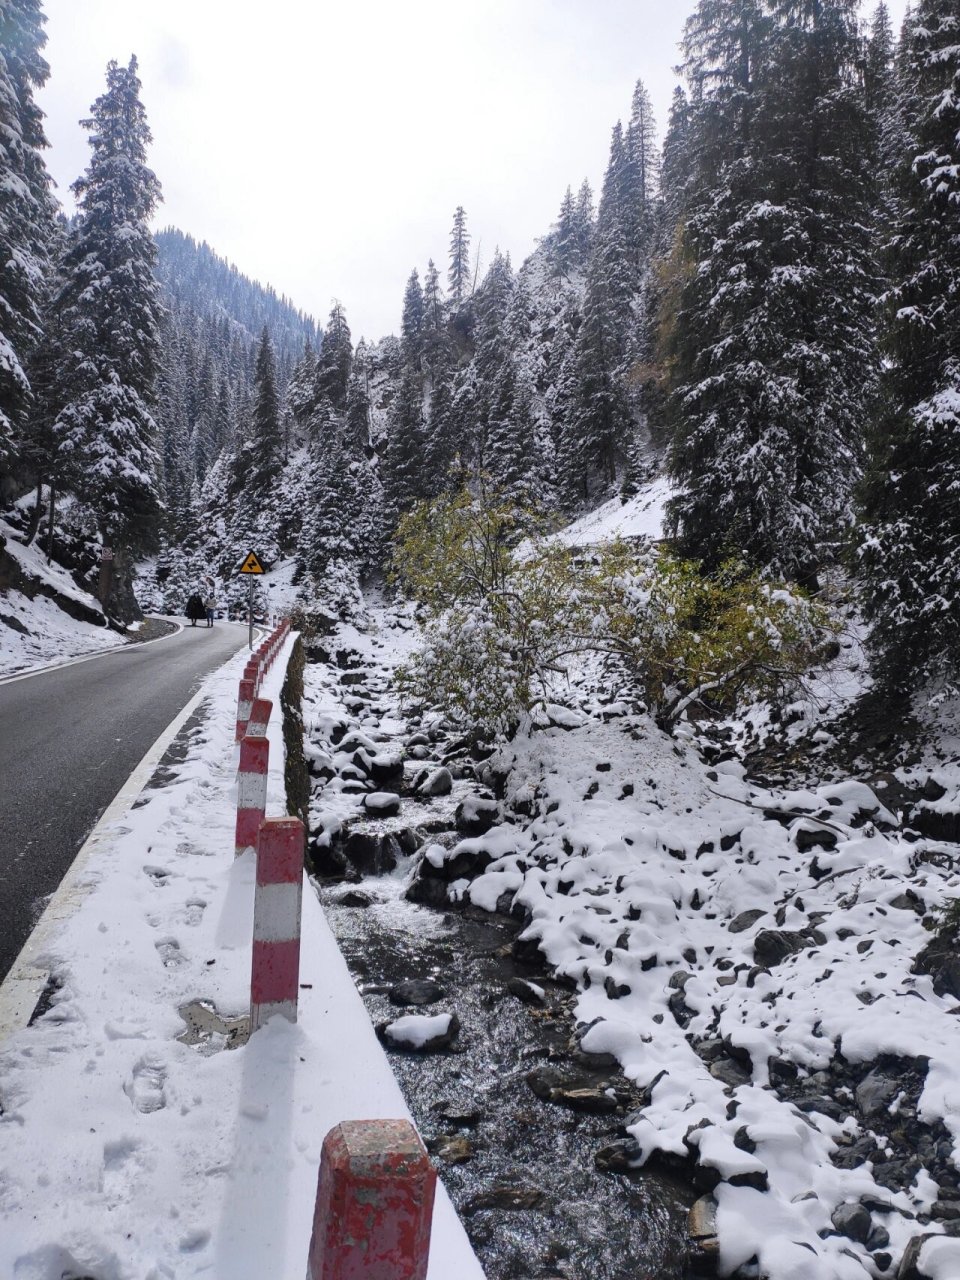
37, 0, 908, 343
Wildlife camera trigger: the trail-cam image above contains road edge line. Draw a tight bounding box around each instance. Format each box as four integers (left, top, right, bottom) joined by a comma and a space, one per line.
0, 617, 190, 687
0, 647, 242, 1045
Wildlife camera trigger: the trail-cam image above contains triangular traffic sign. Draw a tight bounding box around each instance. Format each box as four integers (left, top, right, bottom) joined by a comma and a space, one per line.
239, 551, 264, 575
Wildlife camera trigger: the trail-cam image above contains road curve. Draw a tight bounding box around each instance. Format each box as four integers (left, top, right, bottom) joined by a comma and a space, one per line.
0, 622, 247, 981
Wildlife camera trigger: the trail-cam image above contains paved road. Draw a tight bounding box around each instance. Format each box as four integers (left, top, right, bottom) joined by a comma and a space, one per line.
0, 623, 247, 982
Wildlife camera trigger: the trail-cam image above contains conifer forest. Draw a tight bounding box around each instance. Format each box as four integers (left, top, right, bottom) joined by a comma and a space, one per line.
4, 4, 960, 1280
0, 0, 956, 710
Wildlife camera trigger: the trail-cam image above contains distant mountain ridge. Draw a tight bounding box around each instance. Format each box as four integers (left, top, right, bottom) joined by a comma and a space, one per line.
154, 227, 318, 365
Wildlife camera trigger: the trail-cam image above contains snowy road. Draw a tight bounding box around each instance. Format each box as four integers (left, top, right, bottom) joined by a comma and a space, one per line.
0, 622, 247, 981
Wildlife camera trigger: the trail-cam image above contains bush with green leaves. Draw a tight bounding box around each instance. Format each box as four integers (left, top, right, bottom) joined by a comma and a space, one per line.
392, 489, 584, 738
589, 546, 839, 730
392, 488, 839, 738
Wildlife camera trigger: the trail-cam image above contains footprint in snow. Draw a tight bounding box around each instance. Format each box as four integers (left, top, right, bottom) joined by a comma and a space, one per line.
155, 937, 186, 968
124, 1055, 167, 1113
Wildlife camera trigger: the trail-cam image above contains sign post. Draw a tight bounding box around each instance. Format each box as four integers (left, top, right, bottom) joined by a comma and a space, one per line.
238, 551, 265, 650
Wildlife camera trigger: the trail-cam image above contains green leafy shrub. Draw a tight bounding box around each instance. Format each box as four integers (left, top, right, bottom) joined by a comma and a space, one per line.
392, 488, 839, 738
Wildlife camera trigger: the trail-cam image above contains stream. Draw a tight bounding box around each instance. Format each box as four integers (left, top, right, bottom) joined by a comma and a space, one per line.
314, 870, 696, 1280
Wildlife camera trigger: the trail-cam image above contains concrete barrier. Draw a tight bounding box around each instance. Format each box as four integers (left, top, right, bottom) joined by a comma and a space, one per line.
235, 735, 269, 857
306, 1120, 436, 1280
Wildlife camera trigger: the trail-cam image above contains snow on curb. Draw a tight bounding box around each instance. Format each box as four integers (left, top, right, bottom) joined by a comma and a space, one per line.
0, 634, 483, 1280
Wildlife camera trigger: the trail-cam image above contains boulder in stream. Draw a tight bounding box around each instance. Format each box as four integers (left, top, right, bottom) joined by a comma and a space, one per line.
377, 1011, 460, 1053
389, 978, 446, 1007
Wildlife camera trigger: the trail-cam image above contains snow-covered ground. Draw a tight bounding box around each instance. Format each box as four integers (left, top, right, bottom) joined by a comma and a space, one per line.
0, 520, 122, 677
0, 636, 484, 1280
555, 475, 674, 548
299, 586, 960, 1280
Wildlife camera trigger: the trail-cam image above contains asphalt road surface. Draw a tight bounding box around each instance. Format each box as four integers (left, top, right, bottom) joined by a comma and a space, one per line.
0, 623, 247, 982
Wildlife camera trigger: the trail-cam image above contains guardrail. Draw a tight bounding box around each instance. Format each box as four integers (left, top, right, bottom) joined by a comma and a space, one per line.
232, 619, 437, 1277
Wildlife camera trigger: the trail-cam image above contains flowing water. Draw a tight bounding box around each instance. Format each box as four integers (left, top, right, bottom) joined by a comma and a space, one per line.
316, 871, 696, 1280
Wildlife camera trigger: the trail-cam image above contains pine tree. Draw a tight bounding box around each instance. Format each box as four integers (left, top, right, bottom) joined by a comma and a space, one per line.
658, 87, 692, 242
865, 2, 895, 117
0, 0, 55, 480
315, 301, 352, 411
574, 180, 595, 262
859, 0, 960, 688
382, 365, 429, 526
421, 259, 449, 383
448, 206, 471, 306
549, 186, 579, 280
400, 269, 425, 369
245, 326, 283, 494
666, 0, 879, 584
53, 57, 164, 609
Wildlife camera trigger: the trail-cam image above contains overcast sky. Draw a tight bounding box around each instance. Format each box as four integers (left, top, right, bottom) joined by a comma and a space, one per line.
37, 0, 907, 343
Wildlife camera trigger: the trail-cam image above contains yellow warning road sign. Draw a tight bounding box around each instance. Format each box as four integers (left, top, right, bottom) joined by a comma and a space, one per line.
239, 551, 264, 575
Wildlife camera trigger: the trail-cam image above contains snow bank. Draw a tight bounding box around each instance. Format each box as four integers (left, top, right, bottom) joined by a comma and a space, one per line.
0, 634, 483, 1280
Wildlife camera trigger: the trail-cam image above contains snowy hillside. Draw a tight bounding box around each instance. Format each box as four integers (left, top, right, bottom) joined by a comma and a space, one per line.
0, 522, 121, 677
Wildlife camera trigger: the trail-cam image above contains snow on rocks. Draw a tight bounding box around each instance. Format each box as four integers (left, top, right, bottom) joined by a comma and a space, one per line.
301, 594, 960, 1278
377, 1011, 460, 1053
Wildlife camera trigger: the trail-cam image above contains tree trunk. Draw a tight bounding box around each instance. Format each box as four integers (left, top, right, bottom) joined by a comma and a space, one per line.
45, 484, 56, 564
24, 483, 44, 546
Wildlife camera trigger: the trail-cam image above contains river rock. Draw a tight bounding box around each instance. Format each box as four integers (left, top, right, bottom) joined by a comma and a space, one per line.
342, 831, 403, 875
370, 753, 404, 790
754, 929, 811, 966
525, 1066, 624, 1113
507, 978, 546, 1005
389, 978, 445, 1007
377, 1011, 460, 1053
831, 1202, 872, 1244
428, 1134, 474, 1164
363, 791, 401, 817
594, 1137, 642, 1173
431, 1101, 482, 1128
455, 795, 500, 836
416, 767, 453, 797
464, 1184, 550, 1214
688, 1195, 720, 1274
856, 1067, 900, 1118
336, 889, 374, 908
709, 1057, 751, 1088
729, 909, 766, 934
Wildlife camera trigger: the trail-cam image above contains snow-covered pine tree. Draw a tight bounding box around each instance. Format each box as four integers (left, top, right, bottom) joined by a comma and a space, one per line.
666, 0, 879, 585
549, 186, 579, 280
243, 326, 283, 495
0, 0, 55, 483
859, 0, 960, 689
344, 341, 372, 456
561, 119, 644, 504
573, 180, 595, 262
400, 269, 425, 370
382, 364, 429, 528
285, 339, 317, 438
448, 206, 471, 307
53, 56, 164, 611
658, 87, 692, 245
315, 301, 352, 411
421, 259, 449, 384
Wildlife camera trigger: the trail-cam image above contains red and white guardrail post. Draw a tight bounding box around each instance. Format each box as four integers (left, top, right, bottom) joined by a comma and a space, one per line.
250, 816, 304, 1030
306, 1120, 436, 1280
235, 735, 269, 857
236, 677, 256, 742
245, 697, 272, 738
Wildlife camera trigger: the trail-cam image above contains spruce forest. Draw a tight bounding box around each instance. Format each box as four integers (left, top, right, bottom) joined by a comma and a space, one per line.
0, 0, 957, 711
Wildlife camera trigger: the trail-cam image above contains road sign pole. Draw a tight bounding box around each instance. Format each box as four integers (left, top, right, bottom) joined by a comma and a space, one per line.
248, 576, 254, 650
